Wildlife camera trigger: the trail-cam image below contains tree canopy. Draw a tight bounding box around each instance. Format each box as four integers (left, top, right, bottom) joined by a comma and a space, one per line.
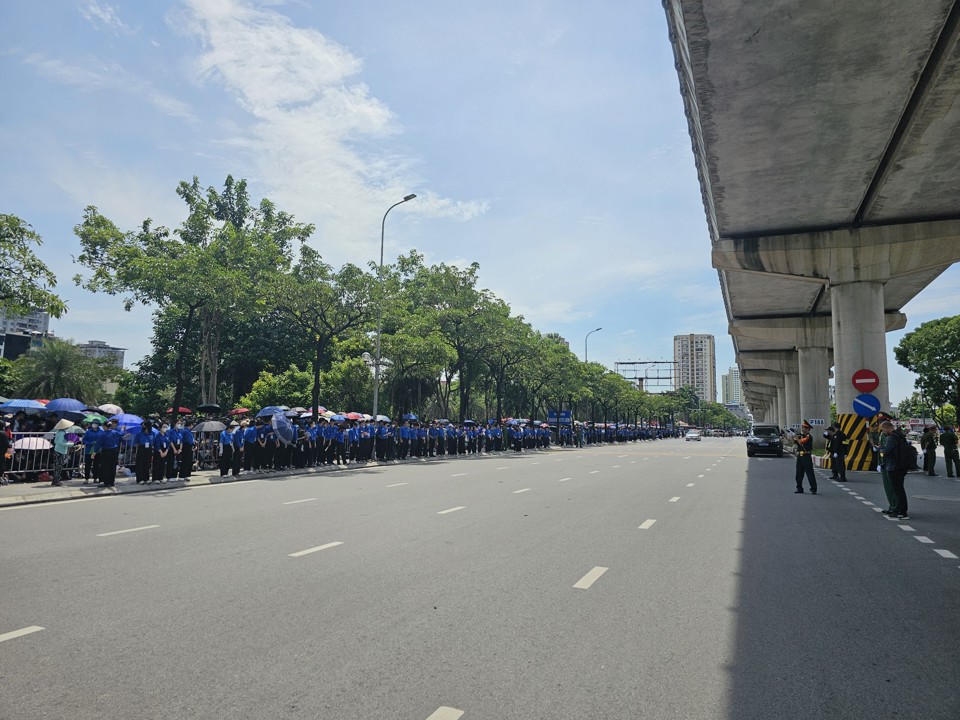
0, 214, 66, 319
894, 315, 960, 412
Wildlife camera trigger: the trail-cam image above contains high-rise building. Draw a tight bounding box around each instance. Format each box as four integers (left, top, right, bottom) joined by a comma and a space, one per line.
673, 333, 716, 402
0, 310, 50, 335
721, 365, 743, 406
77, 340, 126, 368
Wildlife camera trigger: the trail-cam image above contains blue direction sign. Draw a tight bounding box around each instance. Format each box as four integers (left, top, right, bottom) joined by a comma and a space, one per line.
547, 409, 558, 422
853, 393, 882, 418
559, 410, 573, 425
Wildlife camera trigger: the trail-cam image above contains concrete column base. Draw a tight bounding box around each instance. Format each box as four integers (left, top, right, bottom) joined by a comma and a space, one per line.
835, 413, 878, 472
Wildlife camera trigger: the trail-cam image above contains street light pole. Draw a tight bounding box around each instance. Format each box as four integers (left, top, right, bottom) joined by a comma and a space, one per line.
584, 327, 602, 363
373, 193, 416, 420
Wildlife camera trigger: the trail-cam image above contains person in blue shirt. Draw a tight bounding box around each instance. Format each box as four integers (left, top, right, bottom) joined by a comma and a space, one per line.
82, 419, 103, 484
132, 420, 154, 484
178, 421, 195, 480
152, 424, 171, 483
243, 421, 259, 472
256, 419, 268, 471
219, 422, 237, 477
166, 423, 182, 480
232, 422, 245, 475
96, 420, 125, 486
398, 421, 411, 460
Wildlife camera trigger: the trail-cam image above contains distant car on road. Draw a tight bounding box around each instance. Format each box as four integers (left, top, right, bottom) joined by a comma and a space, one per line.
747, 425, 783, 457
685, 430, 701, 442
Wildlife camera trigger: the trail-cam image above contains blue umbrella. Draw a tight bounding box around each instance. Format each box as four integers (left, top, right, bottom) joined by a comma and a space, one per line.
375, 414, 391, 422
257, 405, 288, 418
271, 413, 295, 445
402, 412, 418, 421
0, 399, 46, 412
110, 413, 144, 432
463, 419, 476, 425
45, 398, 87, 413
330, 414, 347, 422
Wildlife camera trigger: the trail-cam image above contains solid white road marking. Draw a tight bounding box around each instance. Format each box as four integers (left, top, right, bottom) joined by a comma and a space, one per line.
934, 549, 959, 559
426, 707, 464, 720
669, 497, 680, 503
915, 536, 935, 544
451, 473, 467, 477
386, 482, 408, 487
289, 541, 344, 557
96, 525, 160, 537
0, 626, 44, 643
573, 566, 608, 589
638, 519, 657, 530
282, 498, 317, 505
686, 483, 695, 487
437, 506, 466, 515
513, 488, 531, 494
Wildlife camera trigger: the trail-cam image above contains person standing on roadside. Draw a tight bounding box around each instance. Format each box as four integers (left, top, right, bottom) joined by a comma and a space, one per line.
921, 425, 939, 476
132, 420, 154, 485
824, 423, 848, 481
82, 419, 103, 484
219, 422, 237, 477
881, 420, 910, 519
51, 418, 75, 487
940, 425, 959, 478
794, 420, 817, 494
871, 419, 898, 514
96, 420, 124, 487
178, 420, 195, 480
153, 424, 171, 483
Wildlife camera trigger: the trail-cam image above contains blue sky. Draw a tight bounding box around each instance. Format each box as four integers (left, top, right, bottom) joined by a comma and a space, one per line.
2, 0, 955, 407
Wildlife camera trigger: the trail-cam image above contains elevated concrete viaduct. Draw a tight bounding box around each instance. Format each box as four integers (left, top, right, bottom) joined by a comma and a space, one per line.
664, 0, 960, 467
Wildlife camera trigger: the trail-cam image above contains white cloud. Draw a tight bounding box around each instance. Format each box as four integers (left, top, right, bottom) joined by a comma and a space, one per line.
175, 0, 487, 263
78, 1, 130, 34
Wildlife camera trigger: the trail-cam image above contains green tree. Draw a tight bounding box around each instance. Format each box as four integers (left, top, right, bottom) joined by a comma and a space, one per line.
894, 316, 960, 412
239, 364, 313, 411
0, 214, 66, 319
320, 357, 374, 412
9, 338, 116, 403
0, 357, 13, 398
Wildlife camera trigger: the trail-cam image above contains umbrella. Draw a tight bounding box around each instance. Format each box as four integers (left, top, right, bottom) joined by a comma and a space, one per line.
35, 399, 50, 404
228, 408, 250, 416
256, 405, 287, 418
321, 410, 336, 419
402, 413, 418, 421
290, 407, 308, 413
83, 413, 108, 424
361, 413, 372, 420
110, 413, 144, 432
330, 414, 347, 422
1, 399, 46, 412
345, 412, 363, 420
197, 403, 222, 414
13, 437, 51, 450
271, 413, 295, 445
166, 406, 193, 414
300, 412, 314, 419
463, 420, 476, 425
98, 403, 123, 415
283, 410, 300, 418
45, 398, 86, 413
435, 418, 449, 424
193, 420, 226, 433
375, 414, 391, 422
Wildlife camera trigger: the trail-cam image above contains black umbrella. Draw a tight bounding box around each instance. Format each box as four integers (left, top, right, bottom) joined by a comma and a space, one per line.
197, 403, 222, 414
193, 420, 226, 433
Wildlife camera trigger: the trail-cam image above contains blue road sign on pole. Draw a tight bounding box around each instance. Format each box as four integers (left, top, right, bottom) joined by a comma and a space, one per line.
852, 393, 881, 418
547, 409, 558, 423
559, 410, 572, 425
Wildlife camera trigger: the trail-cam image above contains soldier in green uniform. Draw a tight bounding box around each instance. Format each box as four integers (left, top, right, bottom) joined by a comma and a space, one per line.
870, 419, 898, 514
921, 425, 939, 476
940, 425, 959, 478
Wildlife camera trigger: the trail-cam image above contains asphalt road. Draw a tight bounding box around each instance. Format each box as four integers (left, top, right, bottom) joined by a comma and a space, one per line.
2, 439, 958, 720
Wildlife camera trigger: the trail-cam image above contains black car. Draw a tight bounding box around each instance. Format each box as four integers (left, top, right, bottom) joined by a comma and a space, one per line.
746, 425, 783, 457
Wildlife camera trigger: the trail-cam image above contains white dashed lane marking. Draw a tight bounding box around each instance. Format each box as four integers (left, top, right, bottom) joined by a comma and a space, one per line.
0, 626, 44, 643
915, 536, 935, 544
426, 707, 464, 720
697, 475, 704, 478
96, 525, 160, 537
282, 498, 317, 505
289, 541, 344, 558
589, 470, 599, 474
683, 456, 691, 460
934, 549, 959, 559
386, 483, 408, 487
437, 506, 466, 515
513, 488, 531, 494
573, 566, 608, 589
686, 483, 695, 487
669, 497, 680, 503
558, 477, 571, 482
638, 519, 657, 530
450, 473, 466, 477
497, 466, 509, 470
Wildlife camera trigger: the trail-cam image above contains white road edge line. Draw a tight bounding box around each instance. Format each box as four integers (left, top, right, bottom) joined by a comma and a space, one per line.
669, 497, 680, 503
0, 626, 45, 643
934, 549, 959, 559
573, 566, 608, 589
282, 498, 317, 505
437, 506, 466, 515
513, 488, 531, 494
289, 541, 344, 558
96, 525, 160, 537
638, 519, 657, 530
386, 482, 408, 487
426, 707, 464, 720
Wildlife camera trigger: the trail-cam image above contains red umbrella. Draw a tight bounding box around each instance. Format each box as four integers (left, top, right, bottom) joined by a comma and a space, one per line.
35, 399, 50, 404
228, 407, 250, 416
166, 406, 193, 414
345, 412, 364, 420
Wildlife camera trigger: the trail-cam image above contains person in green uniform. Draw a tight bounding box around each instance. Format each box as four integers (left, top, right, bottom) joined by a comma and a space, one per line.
794, 420, 817, 494
940, 425, 959, 478
921, 425, 939, 476
870, 419, 898, 514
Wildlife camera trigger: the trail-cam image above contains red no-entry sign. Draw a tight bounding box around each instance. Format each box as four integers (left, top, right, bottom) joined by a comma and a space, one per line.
852, 368, 880, 393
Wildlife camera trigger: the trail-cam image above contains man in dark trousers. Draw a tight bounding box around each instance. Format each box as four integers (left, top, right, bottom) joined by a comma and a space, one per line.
794, 420, 817, 494
824, 423, 848, 481
880, 420, 910, 520
940, 425, 959, 478
921, 425, 939, 476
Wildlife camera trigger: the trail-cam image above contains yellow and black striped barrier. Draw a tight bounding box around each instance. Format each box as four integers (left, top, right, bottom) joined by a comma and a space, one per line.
821, 414, 876, 471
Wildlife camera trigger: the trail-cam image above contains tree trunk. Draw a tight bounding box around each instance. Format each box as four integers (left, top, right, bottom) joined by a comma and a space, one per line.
171, 304, 198, 424
311, 338, 325, 421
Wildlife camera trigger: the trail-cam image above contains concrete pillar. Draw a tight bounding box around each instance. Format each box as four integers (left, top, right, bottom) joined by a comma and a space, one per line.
831, 281, 890, 413
776, 387, 786, 431
784, 371, 800, 429
798, 346, 831, 448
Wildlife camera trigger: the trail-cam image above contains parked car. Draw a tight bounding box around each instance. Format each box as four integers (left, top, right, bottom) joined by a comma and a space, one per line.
685, 430, 701, 442
746, 425, 783, 457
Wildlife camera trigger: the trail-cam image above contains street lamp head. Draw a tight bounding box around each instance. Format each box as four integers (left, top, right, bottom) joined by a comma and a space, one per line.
403, 193, 417, 202
595, 327, 602, 332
